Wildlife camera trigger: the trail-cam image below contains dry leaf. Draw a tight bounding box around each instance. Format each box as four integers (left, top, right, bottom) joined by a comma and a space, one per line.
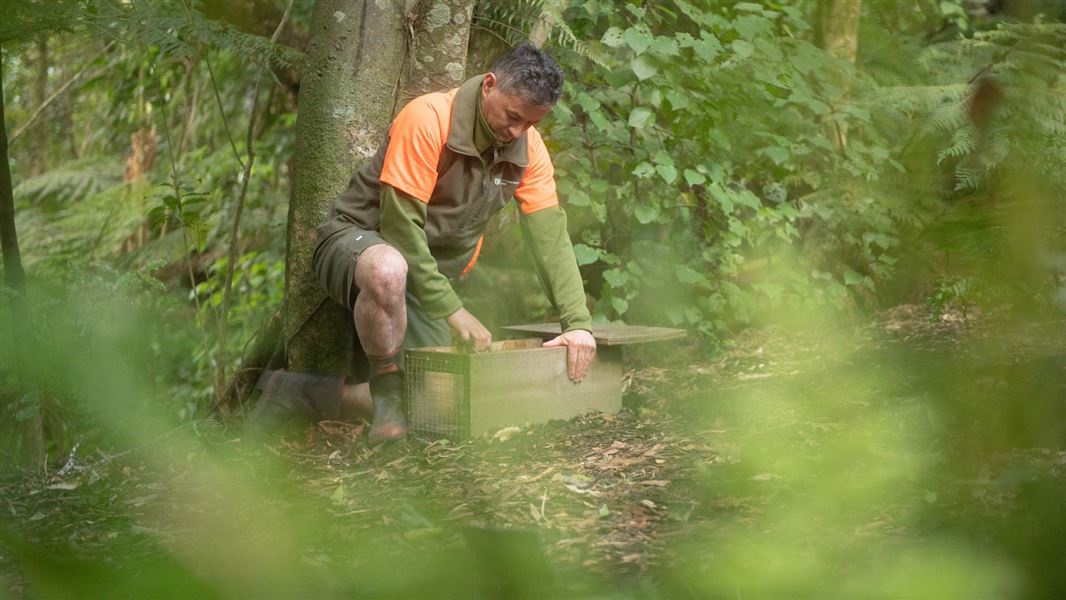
493, 426, 521, 443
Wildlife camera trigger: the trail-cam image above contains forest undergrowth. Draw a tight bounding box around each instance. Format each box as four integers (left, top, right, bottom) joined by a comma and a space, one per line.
2, 304, 1063, 598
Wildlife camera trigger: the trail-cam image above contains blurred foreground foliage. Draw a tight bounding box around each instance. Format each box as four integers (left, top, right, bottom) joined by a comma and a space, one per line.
1, 0, 1065, 597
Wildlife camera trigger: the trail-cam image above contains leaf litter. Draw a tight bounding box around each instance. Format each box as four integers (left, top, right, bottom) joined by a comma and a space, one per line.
2, 310, 1064, 596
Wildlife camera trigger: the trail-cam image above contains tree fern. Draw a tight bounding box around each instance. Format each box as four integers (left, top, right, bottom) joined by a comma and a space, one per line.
13, 159, 124, 208
4, 0, 302, 70
87, 0, 303, 69
876, 21, 1066, 192
473, 1, 610, 67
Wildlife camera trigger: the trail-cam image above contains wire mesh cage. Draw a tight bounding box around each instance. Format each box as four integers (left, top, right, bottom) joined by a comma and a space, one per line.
405, 349, 472, 440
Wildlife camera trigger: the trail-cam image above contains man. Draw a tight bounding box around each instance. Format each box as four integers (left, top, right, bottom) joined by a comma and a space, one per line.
249, 43, 596, 442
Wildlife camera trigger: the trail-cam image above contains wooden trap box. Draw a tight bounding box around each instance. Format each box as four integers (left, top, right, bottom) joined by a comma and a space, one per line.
405, 324, 684, 440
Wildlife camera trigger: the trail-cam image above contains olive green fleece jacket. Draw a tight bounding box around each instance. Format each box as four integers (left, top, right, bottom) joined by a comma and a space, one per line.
378, 93, 592, 333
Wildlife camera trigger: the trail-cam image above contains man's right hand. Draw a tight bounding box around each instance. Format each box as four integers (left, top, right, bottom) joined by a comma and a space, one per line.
447, 308, 492, 352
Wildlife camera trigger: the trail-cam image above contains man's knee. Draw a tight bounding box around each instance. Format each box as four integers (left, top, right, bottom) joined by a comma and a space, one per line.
355, 244, 407, 301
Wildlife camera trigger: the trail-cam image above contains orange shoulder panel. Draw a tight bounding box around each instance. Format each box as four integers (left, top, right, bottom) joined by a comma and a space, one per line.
515, 126, 559, 215
378, 88, 458, 202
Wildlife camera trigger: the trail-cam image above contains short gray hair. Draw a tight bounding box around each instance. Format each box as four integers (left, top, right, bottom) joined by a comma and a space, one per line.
490, 42, 564, 107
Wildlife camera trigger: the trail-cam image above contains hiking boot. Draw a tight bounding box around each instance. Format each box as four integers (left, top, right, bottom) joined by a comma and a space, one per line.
368, 371, 408, 443
243, 369, 344, 439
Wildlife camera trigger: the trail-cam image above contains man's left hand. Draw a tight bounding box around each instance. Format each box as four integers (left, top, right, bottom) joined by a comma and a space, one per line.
543, 330, 597, 383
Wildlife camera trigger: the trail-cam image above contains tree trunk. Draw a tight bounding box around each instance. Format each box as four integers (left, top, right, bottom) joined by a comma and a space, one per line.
285, 0, 477, 375
820, 0, 861, 63
0, 51, 43, 472
284, 0, 411, 374
59, 56, 80, 161
28, 37, 49, 177
0, 59, 26, 294
400, 0, 477, 105
818, 0, 861, 150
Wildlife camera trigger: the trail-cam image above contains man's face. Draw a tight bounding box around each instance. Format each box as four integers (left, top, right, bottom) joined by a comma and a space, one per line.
480, 73, 552, 144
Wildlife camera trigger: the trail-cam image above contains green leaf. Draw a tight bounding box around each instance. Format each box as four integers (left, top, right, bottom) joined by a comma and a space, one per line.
589, 110, 611, 132
789, 91, 830, 115
648, 88, 662, 108
733, 15, 771, 41
628, 107, 654, 128
632, 162, 655, 178
631, 55, 658, 81
684, 169, 706, 186
603, 268, 629, 288
610, 297, 629, 315
681, 31, 722, 62
844, 269, 864, 286
676, 264, 708, 286
666, 90, 690, 110
567, 189, 590, 207
776, 203, 799, 219
576, 92, 601, 113
710, 184, 735, 214
601, 27, 625, 48
734, 1, 768, 13
762, 146, 789, 165
573, 244, 600, 266
940, 0, 967, 17
651, 36, 680, 57
731, 39, 754, 59
624, 26, 653, 54
634, 203, 659, 224
656, 163, 678, 184
735, 190, 762, 209
598, 503, 611, 518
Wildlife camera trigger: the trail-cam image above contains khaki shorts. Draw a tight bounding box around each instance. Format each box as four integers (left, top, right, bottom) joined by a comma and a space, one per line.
313, 224, 452, 352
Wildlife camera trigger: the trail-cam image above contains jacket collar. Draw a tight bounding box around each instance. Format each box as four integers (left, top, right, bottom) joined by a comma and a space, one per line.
447, 74, 529, 167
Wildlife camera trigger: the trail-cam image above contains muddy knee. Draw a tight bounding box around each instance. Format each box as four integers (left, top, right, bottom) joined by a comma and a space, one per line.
355, 244, 407, 303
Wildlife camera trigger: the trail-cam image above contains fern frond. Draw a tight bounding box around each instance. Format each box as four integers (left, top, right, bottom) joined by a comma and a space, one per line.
14, 159, 124, 208
474, 0, 611, 68
0, 0, 83, 44
85, 0, 302, 70
937, 126, 976, 164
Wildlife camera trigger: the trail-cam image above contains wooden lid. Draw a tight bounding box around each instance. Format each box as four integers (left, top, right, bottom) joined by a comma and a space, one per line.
502, 323, 686, 347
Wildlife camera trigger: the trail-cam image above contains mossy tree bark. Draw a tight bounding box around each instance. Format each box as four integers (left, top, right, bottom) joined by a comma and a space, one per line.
399, 0, 477, 107
285, 0, 410, 374
285, 0, 476, 375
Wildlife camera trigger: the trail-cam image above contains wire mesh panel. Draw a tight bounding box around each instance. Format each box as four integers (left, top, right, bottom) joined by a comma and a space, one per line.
406, 349, 470, 439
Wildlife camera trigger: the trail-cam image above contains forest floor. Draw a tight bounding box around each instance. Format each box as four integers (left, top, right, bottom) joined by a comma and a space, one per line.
2, 305, 1064, 598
